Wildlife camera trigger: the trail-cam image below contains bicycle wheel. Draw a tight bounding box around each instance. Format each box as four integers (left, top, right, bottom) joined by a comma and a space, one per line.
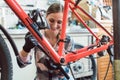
0, 34, 13, 80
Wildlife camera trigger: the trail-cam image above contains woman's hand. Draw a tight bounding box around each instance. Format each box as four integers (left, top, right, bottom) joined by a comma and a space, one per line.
37, 63, 48, 71
23, 32, 38, 52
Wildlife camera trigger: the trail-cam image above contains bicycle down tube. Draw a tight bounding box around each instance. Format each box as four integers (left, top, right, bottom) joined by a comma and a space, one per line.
4, 0, 113, 64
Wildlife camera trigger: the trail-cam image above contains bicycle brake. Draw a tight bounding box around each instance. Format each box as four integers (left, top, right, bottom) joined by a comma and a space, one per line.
30, 9, 50, 30
100, 35, 110, 45
97, 35, 110, 56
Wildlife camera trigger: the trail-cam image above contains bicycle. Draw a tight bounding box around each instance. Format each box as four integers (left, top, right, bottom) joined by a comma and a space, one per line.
0, 0, 113, 80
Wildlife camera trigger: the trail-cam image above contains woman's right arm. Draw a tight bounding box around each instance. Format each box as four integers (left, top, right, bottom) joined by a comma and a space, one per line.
17, 32, 38, 68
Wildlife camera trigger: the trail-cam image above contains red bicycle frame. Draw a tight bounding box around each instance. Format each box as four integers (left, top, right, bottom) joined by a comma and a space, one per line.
5, 0, 113, 64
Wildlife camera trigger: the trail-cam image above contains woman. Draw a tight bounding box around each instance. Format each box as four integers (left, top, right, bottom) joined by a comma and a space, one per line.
17, 3, 74, 80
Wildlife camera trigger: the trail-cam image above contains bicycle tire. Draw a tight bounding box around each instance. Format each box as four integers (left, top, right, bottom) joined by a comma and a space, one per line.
0, 34, 13, 80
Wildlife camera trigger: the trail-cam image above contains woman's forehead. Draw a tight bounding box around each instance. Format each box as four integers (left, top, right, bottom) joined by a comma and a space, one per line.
47, 12, 63, 19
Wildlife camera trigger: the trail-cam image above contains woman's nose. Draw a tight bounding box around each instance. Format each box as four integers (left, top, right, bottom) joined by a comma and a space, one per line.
52, 22, 58, 29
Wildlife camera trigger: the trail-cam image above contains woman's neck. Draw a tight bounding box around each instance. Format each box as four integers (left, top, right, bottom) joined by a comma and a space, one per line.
44, 30, 58, 47
45, 31, 56, 39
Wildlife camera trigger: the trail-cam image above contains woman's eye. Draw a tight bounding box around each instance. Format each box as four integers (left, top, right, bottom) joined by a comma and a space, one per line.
49, 19, 62, 24
49, 19, 54, 23
57, 21, 62, 24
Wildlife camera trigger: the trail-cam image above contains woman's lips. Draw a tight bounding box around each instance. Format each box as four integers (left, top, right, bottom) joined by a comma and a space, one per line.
51, 28, 56, 31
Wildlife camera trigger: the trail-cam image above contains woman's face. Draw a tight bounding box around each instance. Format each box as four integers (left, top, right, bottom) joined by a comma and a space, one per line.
46, 12, 63, 35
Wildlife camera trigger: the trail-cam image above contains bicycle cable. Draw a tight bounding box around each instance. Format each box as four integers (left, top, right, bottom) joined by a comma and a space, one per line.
0, 25, 19, 56
103, 57, 111, 80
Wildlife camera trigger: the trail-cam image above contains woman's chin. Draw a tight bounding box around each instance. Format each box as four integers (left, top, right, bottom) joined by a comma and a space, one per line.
51, 29, 57, 32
